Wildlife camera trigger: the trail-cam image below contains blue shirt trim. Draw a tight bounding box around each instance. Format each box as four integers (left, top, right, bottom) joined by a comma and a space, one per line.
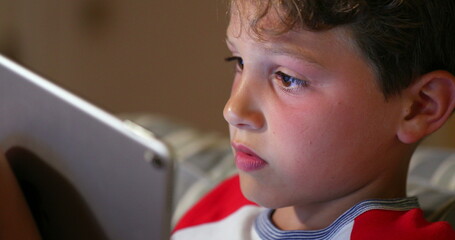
254, 197, 419, 240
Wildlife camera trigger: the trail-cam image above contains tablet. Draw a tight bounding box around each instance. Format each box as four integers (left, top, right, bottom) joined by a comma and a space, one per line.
0, 55, 174, 240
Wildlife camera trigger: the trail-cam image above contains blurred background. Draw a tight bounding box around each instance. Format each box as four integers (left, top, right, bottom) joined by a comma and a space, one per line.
0, 0, 453, 148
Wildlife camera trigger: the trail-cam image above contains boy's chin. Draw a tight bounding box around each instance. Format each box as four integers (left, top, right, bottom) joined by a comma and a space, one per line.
238, 173, 289, 209
243, 191, 281, 209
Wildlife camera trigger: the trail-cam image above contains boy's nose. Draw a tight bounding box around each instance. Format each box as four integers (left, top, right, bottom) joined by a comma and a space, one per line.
223, 80, 265, 131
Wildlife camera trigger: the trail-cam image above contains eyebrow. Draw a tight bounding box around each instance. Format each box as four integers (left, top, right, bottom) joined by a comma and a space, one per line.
225, 38, 324, 68
264, 44, 323, 67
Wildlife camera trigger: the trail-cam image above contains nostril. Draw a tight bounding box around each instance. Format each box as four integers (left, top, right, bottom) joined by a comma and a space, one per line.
229, 112, 265, 131
235, 123, 250, 129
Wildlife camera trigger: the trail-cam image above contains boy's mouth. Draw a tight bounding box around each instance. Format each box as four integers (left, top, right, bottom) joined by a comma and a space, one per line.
232, 143, 268, 172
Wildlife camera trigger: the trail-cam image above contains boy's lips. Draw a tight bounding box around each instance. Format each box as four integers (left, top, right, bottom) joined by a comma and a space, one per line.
232, 143, 268, 172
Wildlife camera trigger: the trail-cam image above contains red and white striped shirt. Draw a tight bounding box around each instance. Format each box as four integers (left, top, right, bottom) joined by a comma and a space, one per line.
172, 175, 455, 240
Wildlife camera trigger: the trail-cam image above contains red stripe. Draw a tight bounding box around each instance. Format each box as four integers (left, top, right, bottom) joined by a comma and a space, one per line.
173, 175, 257, 232
351, 208, 455, 239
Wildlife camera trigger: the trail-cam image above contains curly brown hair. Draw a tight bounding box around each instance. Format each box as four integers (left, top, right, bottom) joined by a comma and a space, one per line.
229, 0, 455, 98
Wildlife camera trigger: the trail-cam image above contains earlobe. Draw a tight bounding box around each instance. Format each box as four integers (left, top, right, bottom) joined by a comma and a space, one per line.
397, 70, 455, 144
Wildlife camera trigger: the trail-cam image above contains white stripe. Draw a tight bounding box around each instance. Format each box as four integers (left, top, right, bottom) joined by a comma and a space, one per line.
171, 205, 264, 240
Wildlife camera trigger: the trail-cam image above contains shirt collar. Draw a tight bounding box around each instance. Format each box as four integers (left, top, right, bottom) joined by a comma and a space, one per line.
254, 197, 419, 240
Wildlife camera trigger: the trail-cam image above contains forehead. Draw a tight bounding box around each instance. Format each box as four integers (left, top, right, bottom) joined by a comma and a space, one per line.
226, 1, 359, 54
228, 0, 283, 34
226, 4, 363, 68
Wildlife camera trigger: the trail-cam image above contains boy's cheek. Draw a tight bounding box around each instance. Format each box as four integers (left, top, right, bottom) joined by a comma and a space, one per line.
269, 104, 387, 157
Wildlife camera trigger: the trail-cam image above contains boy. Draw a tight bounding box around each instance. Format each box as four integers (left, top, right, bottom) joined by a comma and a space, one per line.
172, 0, 455, 239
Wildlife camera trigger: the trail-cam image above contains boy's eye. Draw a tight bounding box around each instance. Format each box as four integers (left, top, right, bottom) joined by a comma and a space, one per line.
275, 71, 309, 91
225, 56, 244, 72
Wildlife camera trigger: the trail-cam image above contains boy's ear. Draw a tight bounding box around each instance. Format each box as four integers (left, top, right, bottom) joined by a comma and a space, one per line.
397, 70, 455, 144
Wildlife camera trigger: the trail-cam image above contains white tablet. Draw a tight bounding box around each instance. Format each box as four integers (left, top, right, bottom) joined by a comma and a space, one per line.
0, 55, 174, 240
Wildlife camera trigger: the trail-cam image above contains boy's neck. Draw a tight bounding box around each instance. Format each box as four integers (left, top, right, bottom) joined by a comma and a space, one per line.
271, 165, 409, 231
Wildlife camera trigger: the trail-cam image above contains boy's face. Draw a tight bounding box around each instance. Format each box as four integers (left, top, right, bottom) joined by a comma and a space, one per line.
224, 5, 407, 209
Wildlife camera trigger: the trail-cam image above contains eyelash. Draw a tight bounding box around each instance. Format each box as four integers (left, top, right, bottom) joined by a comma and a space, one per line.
225, 56, 244, 72
275, 71, 309, 92
225, 56, 309, 92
